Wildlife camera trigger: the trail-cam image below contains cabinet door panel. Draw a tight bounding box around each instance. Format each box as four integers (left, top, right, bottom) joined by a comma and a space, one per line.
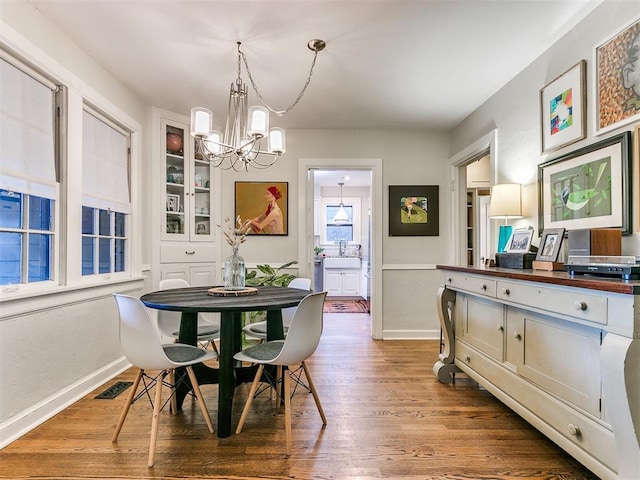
463, 294, 504, 361
518, 312, 602, 417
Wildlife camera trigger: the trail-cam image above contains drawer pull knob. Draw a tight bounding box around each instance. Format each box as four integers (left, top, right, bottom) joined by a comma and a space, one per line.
497, 325, 504, 332
481, 284, 487, 291
464, 354, 471, 362
568, 424, 580, 436
574, 301, 587, 311
447, 277, 452, 283
185, 251, 196, 255
513, 332, 522, 340
502, 288, 510, 295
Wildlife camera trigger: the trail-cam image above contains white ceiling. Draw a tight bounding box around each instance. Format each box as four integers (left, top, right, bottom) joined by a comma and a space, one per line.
28, 0, 601, 135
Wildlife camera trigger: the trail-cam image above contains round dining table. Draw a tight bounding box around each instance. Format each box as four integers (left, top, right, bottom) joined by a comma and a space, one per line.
140, 285, 310, 438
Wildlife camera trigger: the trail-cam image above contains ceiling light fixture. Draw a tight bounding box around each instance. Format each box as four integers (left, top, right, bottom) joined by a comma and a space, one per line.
332, 182, 349, 224
190, 39, 326, 172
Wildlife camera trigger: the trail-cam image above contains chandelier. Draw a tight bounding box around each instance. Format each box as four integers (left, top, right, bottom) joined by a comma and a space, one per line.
190, 39, 326, 172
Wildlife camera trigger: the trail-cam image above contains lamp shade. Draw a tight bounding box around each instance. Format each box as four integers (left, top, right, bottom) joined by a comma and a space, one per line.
489, 183, 523, 219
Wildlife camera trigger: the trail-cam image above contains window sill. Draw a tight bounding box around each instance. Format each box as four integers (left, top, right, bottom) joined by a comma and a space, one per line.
0, 275, 145, 319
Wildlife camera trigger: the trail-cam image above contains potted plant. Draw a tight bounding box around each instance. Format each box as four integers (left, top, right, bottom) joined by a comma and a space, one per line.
243, 261, 298, 339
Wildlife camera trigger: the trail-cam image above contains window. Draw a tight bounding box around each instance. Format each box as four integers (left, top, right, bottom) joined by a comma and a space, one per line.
0, 57, 59, 287
326, 204, 354, 242
321, 195, 361, 246
81, 108, 130, 277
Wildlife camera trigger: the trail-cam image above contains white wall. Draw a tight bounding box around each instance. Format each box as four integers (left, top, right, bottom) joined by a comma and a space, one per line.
0, 2, 149, 446
216, 129, 452, 339
450, 0, 640, 256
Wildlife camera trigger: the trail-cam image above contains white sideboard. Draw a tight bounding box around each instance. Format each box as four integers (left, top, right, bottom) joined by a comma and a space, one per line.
433, 265, 640, 480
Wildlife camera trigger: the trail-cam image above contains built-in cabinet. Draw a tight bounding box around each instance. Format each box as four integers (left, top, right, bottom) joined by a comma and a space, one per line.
154, 109, 220, 287
324, 267, 360, 296
434, 266, 640, 480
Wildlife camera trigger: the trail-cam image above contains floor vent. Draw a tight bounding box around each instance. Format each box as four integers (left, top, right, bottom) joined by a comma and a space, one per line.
95, 381, 133, 399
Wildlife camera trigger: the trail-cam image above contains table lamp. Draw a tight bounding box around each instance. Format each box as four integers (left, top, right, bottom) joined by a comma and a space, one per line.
489, 183, 523, 253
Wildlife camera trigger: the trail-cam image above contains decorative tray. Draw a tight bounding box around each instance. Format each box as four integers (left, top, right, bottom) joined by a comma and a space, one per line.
207, 286, 258, 297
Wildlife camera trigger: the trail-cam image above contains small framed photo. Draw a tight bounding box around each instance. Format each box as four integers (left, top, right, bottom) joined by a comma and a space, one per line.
535, 228, 565, 262
166, 194, 180, 212
195, 221, 209, 235
505, 227, 534, 253
540, 60, 586, 154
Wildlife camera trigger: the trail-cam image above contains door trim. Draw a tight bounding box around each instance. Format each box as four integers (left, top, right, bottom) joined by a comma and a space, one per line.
298, 158, 383, 339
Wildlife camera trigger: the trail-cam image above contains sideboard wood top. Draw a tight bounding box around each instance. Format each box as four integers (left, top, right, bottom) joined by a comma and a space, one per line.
436, 265, 640, 295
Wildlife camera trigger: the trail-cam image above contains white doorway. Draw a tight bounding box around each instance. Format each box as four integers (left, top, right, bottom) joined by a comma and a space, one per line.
298, 158, 383, 339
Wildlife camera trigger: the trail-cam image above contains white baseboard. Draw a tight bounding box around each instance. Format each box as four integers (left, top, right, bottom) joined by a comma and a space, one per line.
0, 357, 131, 448
382, 329, 441, 340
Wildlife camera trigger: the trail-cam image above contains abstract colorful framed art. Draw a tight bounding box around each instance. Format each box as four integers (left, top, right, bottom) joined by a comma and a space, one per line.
539, 60, 586, 154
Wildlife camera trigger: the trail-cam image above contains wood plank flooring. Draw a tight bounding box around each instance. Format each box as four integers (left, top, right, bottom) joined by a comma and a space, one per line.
0, 313, 598, 479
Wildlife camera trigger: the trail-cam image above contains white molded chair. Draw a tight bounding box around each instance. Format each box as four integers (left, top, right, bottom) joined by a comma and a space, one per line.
242, 277, 312, 341
158, 278, 220, 354
111, 294, 216, 467
234, 291, 328, 456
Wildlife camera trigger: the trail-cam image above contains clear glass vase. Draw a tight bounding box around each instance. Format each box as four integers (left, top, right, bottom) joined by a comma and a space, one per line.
224, 247, 246, 290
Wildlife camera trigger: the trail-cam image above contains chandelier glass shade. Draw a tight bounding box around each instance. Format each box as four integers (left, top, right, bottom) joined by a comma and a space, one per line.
190, 40, 324, 172
332, 182, 349, 224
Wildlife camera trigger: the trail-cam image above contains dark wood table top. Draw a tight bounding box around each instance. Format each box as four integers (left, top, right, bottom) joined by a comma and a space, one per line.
436, 264, 640, 295
140, 285, 310, 313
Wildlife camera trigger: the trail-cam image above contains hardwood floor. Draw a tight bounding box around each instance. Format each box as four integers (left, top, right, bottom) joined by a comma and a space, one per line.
0, 313, 598, 479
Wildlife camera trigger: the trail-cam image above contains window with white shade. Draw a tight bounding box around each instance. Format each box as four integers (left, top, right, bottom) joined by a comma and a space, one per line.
0, 57, 59, 286
81, 107, 130, 276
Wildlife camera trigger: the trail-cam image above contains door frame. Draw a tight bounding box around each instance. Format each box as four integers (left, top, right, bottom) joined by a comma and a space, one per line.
298, 158, 383, 339
448, 130, 497, 265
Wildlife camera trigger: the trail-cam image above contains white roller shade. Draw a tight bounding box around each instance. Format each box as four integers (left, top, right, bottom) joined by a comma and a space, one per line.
82, 109, 130, 213
0, 58, 57, 199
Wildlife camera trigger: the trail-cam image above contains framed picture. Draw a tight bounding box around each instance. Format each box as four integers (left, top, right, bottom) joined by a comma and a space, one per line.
538, 131, 632, 234
594, 17, 640, 135
505, 227, 534, 253
540, 60, 586, 154
535, 228, 565, 262
634, 123, 640, 233
388, 185, 439, 236
166, 193, 180, 212
234, 181, 288, 235
195, 221, 209, 235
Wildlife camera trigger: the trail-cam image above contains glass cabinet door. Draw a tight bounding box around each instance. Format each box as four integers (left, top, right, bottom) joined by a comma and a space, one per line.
164, 124, 187, 240
162, 119, 214, 242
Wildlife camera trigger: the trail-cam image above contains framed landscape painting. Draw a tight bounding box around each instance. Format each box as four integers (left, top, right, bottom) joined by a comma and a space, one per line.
540, 60, 586, 154
388, 185, 439, 236
538, 132, 631, 234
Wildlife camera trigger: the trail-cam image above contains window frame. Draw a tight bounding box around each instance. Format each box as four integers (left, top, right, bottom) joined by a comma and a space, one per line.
320, 196, 361, 246
0, 45, 142, 307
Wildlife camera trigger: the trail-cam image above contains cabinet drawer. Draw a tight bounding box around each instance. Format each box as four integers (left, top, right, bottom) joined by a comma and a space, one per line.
443, 272, 496, 297
160, 244, 216, 263
496, 280, 608, 325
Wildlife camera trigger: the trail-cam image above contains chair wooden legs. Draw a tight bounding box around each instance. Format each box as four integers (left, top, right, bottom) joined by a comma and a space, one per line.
236, 362, 325, 457
112, 367, 213, 468
236, 364, 264, 434
148, 370, 166, 467
302, 361, 327, 425
112, 368, 143, 442
186, 366, 214, 433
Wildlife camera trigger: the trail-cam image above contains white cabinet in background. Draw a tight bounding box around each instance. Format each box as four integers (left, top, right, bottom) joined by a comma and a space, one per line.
324, 268, 360, 296
160, 263, 215, 287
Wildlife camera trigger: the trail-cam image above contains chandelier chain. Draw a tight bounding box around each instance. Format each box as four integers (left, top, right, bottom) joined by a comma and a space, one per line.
239, 48, 320, 117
